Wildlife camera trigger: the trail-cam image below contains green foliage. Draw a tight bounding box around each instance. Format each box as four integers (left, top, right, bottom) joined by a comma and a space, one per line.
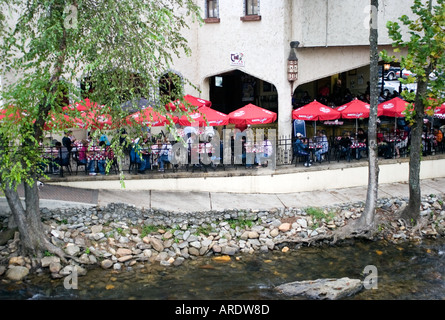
141, 224, 161, 238
381, 0, 445, 112
225, 219, 254, 230
195, 225, 214, 236
305, 207, 335, 222
0, 0, 202, 189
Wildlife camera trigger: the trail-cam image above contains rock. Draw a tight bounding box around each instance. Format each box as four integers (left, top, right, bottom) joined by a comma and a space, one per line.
173, 257, 185, 266
221, 245, 238, 256
279, 223, 291, 232
101, 259, 113, 269
117, 255, 133, 263
163, 231, 173, 239
91, 225, 103, 234
116, 248, 132, 257
142, 236, 150, 244
6, 266, 29, 281
9, 256, 25, 266
270, 228, 279, 237
188, 247, 200, 256
248, 231, 259, 239
0, 265, 6, 276
150, 237, 164, 252
113, 263, 122, 270
59, 265, 87, 277
276, 277, 363, 300
49, 262, 62, 273
65, 244, 81, 256
190, 241, 201, 249
93, 232, 105, 241
41, 256, 61, 268
240, 231, 249, 240
297, 218, 308, 228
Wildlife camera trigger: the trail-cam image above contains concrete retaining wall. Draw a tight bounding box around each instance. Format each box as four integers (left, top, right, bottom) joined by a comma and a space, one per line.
50, 158, 445, 194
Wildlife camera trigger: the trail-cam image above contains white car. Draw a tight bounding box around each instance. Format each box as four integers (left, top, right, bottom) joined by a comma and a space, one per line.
401, 68, 439, 81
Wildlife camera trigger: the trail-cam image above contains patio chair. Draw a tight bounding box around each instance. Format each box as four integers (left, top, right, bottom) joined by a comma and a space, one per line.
58, 153, 73, 177
73, 150, 87, 175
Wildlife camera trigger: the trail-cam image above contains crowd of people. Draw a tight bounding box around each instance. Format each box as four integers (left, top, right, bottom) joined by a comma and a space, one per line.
42, 116, 444, 176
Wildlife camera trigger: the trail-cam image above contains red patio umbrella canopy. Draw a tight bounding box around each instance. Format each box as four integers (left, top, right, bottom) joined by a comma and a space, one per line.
43, 113, 75, 131
337, 99, 382, 119
292, 100, 341, 121
0, 106, 21, 122
127, 107, 177, 127
434, 103, 445, 119
166, 94, 212, 112
228, 103, 277, 126
178, 106, 229, 126
62, 98, 115, 130
378, 97, 411, 118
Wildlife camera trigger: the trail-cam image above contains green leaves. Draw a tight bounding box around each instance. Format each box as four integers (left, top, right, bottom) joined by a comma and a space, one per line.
0, 0, 201, 186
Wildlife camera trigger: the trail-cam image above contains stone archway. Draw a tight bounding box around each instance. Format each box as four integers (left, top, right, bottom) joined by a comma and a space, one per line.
207, 69, 278, 116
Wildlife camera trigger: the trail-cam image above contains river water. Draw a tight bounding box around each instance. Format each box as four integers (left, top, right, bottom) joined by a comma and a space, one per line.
1, 238, 444, 300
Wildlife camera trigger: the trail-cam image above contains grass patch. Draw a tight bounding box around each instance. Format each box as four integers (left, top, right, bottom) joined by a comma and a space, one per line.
225, 219, 254, 230
306, 207, 335, 222
140, 225, 161, 238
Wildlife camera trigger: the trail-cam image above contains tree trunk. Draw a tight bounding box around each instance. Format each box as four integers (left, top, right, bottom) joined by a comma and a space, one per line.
4, 180, 67, 262
356, 0, 379, 232
400, 78, 429, 223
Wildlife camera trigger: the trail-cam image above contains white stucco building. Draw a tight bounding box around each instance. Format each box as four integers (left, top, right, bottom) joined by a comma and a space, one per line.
1, 0, 415, 145
170, 0, 414, 140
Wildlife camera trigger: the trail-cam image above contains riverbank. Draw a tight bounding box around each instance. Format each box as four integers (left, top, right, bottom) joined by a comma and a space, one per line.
1, 194, 444, 282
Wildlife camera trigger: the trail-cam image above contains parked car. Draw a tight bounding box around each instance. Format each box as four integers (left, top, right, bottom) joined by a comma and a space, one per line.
379, 67, 401, 81
401, 68, 439, 81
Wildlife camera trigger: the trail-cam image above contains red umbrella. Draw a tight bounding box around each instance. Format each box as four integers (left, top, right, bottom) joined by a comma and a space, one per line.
293, 100, 341, 121
62, 98, 94, 112
184, 94, 212, 108
127, 107, 177, 127
337, 99, 382, 119
81, 109, 114, 130
43, 113, 75, 131
228, 103, 277, 126
166, 95, 212, 112
434, 103, 445, 119
378, 97, 411, 118
62, 98, 115, 130
0, 106, 21, 122
178, 106, 228, 126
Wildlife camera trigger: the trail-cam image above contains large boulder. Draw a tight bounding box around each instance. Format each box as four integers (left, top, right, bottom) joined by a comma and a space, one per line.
5, 266, 29, 281
276, 277, 363, 300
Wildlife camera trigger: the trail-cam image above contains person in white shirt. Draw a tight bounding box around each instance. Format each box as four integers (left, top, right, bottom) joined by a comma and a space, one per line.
157, 138, 172, 172
256, 135, 273, 167
314, 130, 329, 163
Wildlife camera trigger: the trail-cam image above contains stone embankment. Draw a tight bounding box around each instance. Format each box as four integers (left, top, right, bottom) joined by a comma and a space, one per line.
1, 195, 444, 282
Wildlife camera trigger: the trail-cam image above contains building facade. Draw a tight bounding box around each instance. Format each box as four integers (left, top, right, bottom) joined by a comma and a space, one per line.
171, 0, 414, 139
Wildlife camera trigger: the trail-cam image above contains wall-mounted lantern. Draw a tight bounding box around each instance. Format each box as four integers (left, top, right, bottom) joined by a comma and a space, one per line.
287, 41, 300, 96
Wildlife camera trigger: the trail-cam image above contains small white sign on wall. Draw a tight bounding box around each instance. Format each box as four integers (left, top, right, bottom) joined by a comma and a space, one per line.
230, 52, 245, 67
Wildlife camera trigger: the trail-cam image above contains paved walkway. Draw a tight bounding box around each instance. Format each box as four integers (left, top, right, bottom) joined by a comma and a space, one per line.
2, 177, 443, 214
